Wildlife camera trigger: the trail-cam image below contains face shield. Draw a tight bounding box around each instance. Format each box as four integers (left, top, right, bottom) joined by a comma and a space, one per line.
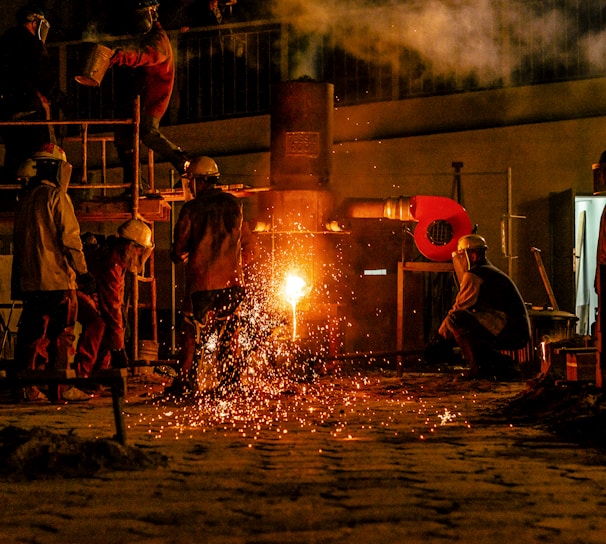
124, 241, 154, 273
57, 160, 73, 192
37, 17, 50, 43
451, 249, 470, 283
133, 6, 158, 34
30, 158, 73, 192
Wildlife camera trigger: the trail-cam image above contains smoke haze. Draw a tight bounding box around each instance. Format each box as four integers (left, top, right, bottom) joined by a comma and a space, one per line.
270, 0, 605, 85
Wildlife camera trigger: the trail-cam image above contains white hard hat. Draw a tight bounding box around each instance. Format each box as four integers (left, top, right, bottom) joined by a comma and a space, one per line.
33, 143, 68, 162
118, 219, 153, 248
16, 158, 37, 180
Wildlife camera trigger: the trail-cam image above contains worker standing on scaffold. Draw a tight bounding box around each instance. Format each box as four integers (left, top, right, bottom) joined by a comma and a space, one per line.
106, 0, 189, 195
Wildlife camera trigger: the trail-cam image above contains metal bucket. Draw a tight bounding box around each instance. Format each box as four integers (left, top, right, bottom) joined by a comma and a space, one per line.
529, 309, 578, 347
75, 43, 112, 87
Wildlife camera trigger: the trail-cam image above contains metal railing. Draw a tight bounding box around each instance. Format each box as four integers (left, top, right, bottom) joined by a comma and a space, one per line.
36, 2, 606, 126
0, 98, 141, 196
0, 96, 160, 363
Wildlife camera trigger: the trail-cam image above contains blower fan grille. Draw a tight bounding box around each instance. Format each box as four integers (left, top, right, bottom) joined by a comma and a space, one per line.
426, 219, 454, 246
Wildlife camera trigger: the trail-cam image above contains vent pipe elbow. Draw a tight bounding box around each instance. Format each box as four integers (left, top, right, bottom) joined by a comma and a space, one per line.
332, 195, 472, 262
410, 195, 472, 262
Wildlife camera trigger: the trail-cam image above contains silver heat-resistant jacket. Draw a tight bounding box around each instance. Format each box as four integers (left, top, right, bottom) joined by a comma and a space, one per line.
12, 180, 87, 296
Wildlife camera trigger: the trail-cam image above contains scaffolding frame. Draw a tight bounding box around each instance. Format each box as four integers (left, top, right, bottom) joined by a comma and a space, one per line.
0, 96, 163, 364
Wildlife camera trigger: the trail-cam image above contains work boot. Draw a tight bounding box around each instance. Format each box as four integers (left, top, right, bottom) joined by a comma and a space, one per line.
22, 386, 48, 402
174, 149, 190, 176
423, 332, 457, 366
454, 332, 486, 379
490, 351, 522, 381
60, 385, 91, 402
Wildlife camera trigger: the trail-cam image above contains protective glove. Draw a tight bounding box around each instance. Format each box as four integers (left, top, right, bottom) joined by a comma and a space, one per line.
111, 348, 129, 369
77, 272, 96, 295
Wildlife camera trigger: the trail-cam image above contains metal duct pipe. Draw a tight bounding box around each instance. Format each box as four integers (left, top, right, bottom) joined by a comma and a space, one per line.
328, 195, 473, 262
334, 197, 415, 221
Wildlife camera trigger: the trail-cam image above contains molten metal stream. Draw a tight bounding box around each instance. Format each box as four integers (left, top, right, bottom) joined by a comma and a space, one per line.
284, 273, 307, 341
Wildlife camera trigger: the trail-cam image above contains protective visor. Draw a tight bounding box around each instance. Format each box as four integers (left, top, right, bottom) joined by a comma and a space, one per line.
57, 161, 73, 192
37, 17, 50, 43
451, 250, 469, 283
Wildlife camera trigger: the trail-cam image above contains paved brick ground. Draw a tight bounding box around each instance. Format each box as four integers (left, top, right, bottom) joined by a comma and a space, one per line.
1, 371, 605, 543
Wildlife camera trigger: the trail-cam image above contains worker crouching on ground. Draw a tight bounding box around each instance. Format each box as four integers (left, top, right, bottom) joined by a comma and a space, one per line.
75, 219, 154, 378
438, 234, 531, 380
11, 143, 95, 401
166, 156, 259, 399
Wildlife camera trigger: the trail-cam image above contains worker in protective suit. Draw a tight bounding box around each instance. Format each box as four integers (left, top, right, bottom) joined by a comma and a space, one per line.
0, 4, 55, 186
11, 143, 94, 400
438, 234, 531, 380
166, 156, 258, 398
75, 219, 154, 377
107, 0, 188, 193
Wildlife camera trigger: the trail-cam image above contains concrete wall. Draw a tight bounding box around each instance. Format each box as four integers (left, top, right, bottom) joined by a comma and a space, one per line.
6, 77, 606, 351
326, 80, 606, 314
184, 78, 606, 316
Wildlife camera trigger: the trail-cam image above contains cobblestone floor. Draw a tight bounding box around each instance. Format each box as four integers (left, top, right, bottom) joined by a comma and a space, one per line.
1, 371, 605, 544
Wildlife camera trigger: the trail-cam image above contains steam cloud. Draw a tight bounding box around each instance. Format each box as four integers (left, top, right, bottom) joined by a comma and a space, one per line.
270, 0, 605, 86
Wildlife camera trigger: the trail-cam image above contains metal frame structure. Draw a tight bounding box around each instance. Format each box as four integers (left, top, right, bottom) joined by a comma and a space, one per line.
0, 96, 163, 365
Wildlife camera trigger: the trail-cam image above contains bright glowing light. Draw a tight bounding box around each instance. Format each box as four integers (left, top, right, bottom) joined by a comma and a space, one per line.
283, 273, 308, 340
438, 408, 456, 426
284, 273, 307, 306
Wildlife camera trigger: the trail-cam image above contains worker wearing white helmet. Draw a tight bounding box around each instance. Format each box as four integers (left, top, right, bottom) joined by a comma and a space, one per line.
11, 144, 91, 399
438, 234, 531, 380
166, 156, 259, 398
75, 218, 154, 376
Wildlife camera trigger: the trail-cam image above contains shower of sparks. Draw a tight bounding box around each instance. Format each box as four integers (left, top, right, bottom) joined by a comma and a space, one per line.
143, 372, 473, 447
438, 408, 456, 426
142, 225, 476, 445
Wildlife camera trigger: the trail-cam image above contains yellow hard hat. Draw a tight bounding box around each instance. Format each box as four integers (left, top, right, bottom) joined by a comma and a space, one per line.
457, 234, 488, 252
185, 156, 220, 179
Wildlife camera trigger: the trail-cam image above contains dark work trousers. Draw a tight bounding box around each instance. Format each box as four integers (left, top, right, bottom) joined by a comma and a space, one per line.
184, 286, 245, 391
16, 289, 77, 371
74, 291, 109, 377
114, 113, 187, 186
